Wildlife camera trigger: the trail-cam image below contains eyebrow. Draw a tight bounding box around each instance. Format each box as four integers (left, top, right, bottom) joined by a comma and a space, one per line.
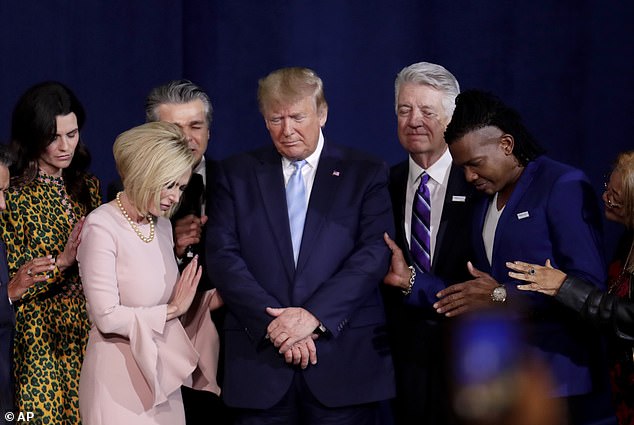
56, 127, 78, 135
458, 157, 483, 167
397, 103, 438, 112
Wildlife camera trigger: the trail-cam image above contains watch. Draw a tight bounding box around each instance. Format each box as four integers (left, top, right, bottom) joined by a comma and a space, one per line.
313, 322, 328, 336
491, 285, 507, 303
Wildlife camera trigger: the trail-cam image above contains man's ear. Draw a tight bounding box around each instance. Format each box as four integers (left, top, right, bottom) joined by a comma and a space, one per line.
319, 106, 328, 127
499, 134, 515, 156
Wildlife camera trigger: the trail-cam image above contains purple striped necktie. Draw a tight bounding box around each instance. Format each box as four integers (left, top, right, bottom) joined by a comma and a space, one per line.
411, 172, 431, 272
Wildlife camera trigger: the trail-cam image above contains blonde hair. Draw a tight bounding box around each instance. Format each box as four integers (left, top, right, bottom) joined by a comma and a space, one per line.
257, 67, 328, 115
113, 122, 195, 217
613, 150, 634, 231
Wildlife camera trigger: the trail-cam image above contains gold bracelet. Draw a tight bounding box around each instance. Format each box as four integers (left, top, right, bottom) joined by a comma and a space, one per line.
401, 266, 416, 296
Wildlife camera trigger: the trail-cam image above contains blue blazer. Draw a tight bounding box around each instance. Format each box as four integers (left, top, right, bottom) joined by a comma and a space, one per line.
206, 143, 395, 409
0, 242, 14, 418
471, 156, 606, 397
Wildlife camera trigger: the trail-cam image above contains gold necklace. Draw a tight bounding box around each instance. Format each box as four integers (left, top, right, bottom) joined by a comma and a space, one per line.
115, 192, 155, 243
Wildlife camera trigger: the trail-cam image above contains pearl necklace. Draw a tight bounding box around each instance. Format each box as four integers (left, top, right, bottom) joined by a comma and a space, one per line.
115, 192, 155, 243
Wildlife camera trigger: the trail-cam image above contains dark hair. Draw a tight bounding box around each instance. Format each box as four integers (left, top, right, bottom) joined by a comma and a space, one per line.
145, 79, 213, 126
0, 144, 14, 169
9, 81, 93, 209
444, 90, 545, 166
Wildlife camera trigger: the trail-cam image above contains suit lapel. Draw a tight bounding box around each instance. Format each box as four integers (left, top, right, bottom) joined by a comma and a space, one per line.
433, 164, 470, 269
254, 149, 296, 279
472, 195, 492, 271
203, 159, 217, 216
391, 162, 413, 265
296, 145, 342, 272
491, 159, 540, 274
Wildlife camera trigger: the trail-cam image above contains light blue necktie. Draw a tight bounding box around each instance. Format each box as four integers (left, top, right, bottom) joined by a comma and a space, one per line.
286, 160, 308, 265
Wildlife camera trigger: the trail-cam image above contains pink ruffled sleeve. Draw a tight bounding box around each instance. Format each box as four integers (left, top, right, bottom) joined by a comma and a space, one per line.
180, 289, 221, 395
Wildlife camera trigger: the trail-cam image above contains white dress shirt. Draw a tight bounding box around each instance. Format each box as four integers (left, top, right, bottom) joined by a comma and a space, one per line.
281, 130, 325, 202
483, 192, 504, 265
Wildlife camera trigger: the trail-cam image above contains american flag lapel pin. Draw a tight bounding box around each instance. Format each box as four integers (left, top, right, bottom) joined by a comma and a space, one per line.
332, 170, 340, 176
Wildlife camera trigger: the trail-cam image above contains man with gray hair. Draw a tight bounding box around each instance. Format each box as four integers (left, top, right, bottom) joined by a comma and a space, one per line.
382, 62, 476, 424
144, 79, 214, 267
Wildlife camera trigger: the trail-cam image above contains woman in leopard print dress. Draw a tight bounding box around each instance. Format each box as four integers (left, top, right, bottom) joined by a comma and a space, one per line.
0, 82, 100, 424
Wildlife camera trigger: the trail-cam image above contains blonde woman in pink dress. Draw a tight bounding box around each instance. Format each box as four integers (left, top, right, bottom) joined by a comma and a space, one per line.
77, 122, 221, 424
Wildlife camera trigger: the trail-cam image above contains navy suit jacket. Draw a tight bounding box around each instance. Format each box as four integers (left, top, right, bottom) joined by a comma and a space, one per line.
206, 142, 395, 409
470, 156, 606, 397
383, 160, 476, 425
388, 161, 477, 310
172, 160, 219, 290
0, 242, 14, 418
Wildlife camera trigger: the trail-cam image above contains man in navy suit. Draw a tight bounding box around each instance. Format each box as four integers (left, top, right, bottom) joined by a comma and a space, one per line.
435, 90, 614, 424
206, 67, 395, 424
381, 62, 475, 425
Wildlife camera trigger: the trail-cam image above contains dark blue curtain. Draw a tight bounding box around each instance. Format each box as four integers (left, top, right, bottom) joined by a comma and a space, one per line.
1, 0, 633, 250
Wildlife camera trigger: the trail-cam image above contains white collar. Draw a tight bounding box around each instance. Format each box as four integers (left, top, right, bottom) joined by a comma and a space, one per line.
194, 156, 206, 176
407, 148, 452, 185
281, 129, 324, 169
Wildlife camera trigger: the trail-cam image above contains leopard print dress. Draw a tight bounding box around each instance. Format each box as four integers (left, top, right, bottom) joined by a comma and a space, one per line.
0, 171, 100, 425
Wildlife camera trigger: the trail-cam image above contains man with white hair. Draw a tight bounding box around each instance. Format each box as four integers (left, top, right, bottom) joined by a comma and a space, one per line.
382, 62, 476, 425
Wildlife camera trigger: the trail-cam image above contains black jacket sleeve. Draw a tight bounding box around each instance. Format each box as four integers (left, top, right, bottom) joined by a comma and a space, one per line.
555, 275, 634, 342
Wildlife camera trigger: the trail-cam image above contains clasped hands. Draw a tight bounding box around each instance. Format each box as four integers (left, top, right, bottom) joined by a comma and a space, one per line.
265, 307, 320, 369
174, 214, 208, 258
8, 219, 86, 302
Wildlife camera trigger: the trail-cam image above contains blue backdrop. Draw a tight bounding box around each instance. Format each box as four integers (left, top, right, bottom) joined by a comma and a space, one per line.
1, 0, 632, 252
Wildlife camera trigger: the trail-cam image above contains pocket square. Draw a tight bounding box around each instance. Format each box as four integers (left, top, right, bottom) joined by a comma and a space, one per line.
452, 195, 466, 202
